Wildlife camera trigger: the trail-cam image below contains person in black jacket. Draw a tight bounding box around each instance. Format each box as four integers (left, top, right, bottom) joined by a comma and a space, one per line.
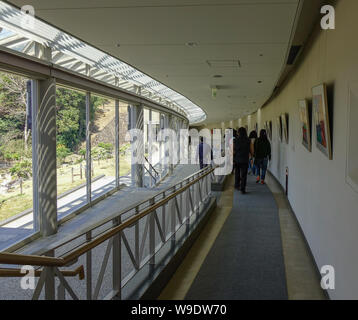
254, 129, 271, 184
234, 127, 251, 194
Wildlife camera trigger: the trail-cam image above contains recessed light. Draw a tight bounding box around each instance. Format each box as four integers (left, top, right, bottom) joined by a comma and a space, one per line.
259, 54, 263, 57
258, 80, 262, 83
186, 42, 198, 47
213, 75, 223, 78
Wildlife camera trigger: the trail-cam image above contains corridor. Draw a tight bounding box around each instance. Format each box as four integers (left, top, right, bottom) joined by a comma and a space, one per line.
0, 0, 357, 302
160, 174, 326, 300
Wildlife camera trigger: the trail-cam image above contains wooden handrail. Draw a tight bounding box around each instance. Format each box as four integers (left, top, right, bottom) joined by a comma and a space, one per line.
51, 165, 213, 252
0, 167, 215, 268
0, 266, 85, 280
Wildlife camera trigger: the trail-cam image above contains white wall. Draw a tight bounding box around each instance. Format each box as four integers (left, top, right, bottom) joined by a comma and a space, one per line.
204, 0, 358, 299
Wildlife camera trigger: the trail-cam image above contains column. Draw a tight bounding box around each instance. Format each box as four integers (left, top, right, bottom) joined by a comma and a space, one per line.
168, 114, 176, 174
129, 104, 144, 187
32, 78, 57, 236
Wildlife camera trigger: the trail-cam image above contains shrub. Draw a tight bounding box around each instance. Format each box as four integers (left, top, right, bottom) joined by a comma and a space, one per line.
79, 148, 86, 159
10, 160, 32, 179
120, 143, 130, 156
57, 144, 70, 164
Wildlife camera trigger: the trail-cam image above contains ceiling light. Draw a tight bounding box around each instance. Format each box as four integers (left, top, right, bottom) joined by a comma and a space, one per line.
207, 60, 241, 68
213, 75, 223, 78
258, 80, 262, 83
186, 42, 198, 47
211, 86, 218, 98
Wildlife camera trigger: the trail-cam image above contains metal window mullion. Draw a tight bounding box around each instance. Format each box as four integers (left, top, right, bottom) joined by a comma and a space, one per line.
149, 109, 153, 187
115, 99, 120, 188
86, 92, 92, 203
31, 80, 40, 231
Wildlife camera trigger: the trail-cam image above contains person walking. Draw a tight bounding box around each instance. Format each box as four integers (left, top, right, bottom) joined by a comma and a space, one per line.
254, 129, 271, 184
196, 136, 212, 169
248, 130, 257, 175
234, 127, 251, 194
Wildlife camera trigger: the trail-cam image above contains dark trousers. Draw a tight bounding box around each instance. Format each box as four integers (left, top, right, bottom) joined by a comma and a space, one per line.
235, 163, 248, 191
255, 157, 269, 180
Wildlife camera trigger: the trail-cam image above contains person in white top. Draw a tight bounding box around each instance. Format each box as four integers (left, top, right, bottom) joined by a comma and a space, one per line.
196, 137, 212, 169
248, 130, 258, 175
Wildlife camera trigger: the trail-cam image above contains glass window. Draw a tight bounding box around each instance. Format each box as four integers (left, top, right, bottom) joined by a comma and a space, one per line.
90, 95, 116, 199
119, 103, 131, 186
0, 71, 34, 249
55, 86, 87, 219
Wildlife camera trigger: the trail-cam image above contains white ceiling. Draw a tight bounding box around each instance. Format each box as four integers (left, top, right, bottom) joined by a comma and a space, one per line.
9, 0, 301, 125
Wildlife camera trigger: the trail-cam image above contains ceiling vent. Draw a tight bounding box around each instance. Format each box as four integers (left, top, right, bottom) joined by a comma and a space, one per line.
286, 45, 302, 65
207, 60, 241, 68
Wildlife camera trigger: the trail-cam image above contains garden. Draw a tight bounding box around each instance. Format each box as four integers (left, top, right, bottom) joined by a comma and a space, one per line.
0, 71, 131, 223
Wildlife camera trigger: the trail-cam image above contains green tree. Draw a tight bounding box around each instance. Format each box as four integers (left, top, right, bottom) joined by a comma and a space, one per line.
0, 72, 29, 150
55, 87, 108, 151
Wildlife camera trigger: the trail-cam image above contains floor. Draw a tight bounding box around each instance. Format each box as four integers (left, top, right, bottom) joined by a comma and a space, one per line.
159, 172, 327, 300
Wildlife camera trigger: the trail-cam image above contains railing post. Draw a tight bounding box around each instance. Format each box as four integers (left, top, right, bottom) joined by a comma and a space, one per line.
162, 193, 166, 240
135, 206, 140, 269
42, 249, 56, 300
206, 172, 211, 200
185, 184, 190, 224
86, 231, 92, 300
112, 216, 122, 299
44, 266, 56, 300
149, 198, 155, 269
171, 188, 176, 251
43, 249, 56, 300
194, 178, 199, 220
57, 282, 65, 300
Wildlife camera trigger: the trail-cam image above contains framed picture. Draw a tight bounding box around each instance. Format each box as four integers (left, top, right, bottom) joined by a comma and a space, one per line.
277, 116, 282, 142
312, 84, 332, 159
281, 113, 289, 144
298, 99, 311, 151
266, 121, 272, 140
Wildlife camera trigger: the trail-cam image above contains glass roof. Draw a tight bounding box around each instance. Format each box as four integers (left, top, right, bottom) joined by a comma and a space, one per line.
0, 1, 206, 123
